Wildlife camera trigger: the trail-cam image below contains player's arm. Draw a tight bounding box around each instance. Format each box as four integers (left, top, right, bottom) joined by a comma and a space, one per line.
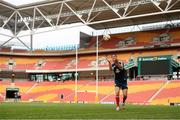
115, 60, 123, 70
106, 57, 112, 71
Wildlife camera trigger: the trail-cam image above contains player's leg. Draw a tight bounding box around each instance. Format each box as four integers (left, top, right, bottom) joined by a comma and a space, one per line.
115, 86, 120, 110
121, 79, 128, 109
122, 88, 128, 108
122, 88, 128, 103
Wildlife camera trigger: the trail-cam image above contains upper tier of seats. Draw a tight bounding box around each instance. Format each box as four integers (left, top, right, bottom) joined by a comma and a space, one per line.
87, 28, 180, 49
0, 48, 179, 71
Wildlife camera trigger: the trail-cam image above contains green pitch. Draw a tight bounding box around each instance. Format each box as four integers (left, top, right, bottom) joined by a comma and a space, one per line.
0, 103, 179, 119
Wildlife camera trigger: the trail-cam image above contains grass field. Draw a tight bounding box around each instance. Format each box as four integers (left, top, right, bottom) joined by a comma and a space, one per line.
0, 103, 180, 119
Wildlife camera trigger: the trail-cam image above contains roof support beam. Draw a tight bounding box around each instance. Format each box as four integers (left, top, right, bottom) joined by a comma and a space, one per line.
125, 5, 139, 17
89, 12, 102, 22
14, 12, 17, 36
167, 0, 180, 10
16, 37, 30, 50
151, 0, 163, 12
3, 0, 172, 25
165, 0, 172, 11
16, 11, 31, 31
102, 0, 122, 18
88, 8, 180, 26
59, 17, 71, 26
64, 2, 86, 24
16, 7, 180, 38
123, 0, 132, 17
87, 0, 97, 22
36, 7, 53, 27
0, 3, 16, 11
0, 0, 180, 38
32, 8, 36, 30
56, 2, 64, 26
0, 37, 14, 48
16, 24, 26, 36
1, 11, 15, 28
34, 20, 46, 31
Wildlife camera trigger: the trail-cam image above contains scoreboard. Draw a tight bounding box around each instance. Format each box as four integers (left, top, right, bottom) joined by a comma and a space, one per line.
138, 55, 172, 76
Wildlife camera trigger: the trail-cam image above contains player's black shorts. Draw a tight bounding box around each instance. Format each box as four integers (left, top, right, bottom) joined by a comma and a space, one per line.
115, 79, 128, 90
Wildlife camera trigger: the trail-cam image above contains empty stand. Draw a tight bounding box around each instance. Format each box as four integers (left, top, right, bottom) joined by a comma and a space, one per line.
1, 79, 178, 105
151, 80, 180, 105
99, 80, 165, 104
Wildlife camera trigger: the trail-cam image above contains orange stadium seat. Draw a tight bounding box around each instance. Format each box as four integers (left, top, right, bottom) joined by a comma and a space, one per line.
151, 80, 180, 105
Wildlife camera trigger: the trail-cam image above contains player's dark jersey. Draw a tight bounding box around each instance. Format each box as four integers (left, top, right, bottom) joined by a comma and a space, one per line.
112, 62, 128, 89
112, 62, 127, 81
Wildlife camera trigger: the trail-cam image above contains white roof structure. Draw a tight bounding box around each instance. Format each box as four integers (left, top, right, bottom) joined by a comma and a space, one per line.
0, 0, 180, 50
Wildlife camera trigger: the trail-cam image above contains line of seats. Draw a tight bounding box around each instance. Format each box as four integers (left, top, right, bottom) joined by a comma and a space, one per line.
0, 48, 179, 71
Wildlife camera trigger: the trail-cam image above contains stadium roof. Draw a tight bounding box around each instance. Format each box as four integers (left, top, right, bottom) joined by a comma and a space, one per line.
0, 1, 179, 66
0, 0, 180, 35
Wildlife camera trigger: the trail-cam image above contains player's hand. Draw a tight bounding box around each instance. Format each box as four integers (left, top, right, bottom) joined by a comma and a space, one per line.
115, 59, 119, 64
114, 59, 120, 66
106, 56, 111, 63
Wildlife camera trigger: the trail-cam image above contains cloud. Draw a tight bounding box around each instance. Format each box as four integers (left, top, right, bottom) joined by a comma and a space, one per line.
4, 0, 46, 6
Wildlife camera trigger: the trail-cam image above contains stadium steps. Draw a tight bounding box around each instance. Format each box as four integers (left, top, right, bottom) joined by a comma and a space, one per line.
25, 83, 38, 94
35, 89, 73, 102
99, 80, 165, 104
12, 81, 37, 94
147, 80, 170, 103
99, 90, 114, 103
37, 82, 72, 101
151, 80, 180, 105
65, 81, 97, 102
21, 82, 75, 101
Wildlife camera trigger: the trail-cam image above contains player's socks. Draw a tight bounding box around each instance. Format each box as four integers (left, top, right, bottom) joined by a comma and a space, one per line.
123, 95, 127, 104
115, 95, 120, 107
122, 95, 127, 109
122, 103, 125, 109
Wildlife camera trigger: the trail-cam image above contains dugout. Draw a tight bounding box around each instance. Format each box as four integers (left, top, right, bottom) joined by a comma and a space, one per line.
6, 87, 20, 99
